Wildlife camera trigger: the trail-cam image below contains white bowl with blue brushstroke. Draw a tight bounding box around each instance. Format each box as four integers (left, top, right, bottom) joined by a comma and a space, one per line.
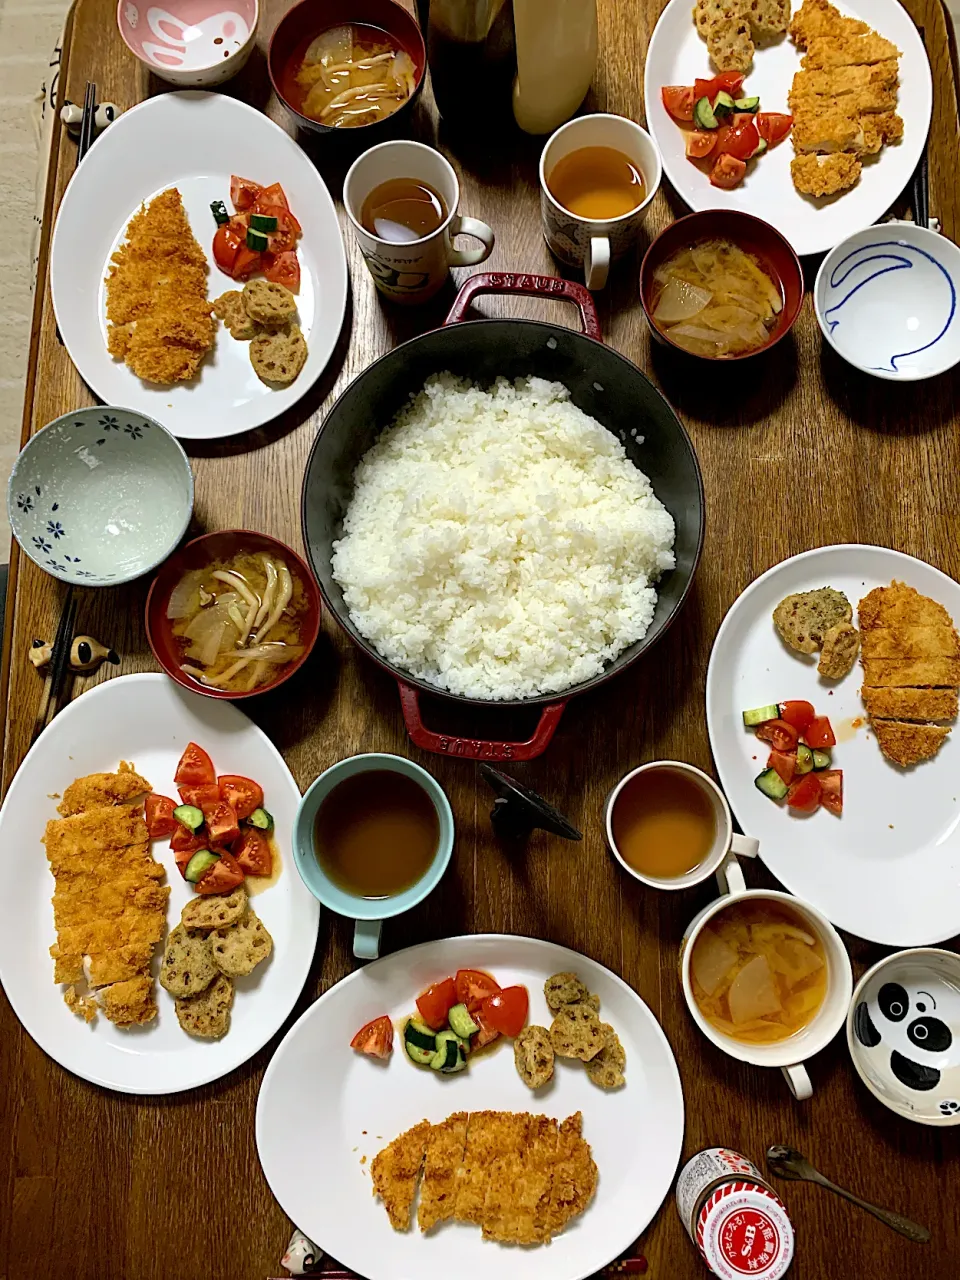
815, 224, 960, 381
7, 407, 194, 586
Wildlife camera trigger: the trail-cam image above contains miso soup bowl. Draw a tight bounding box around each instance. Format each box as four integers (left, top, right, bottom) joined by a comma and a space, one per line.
680, 880, 853, 1100
292, 753, 454, 960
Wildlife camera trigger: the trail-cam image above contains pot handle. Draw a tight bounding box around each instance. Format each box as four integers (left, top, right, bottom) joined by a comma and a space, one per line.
444, 271, 603, 341
397, 682, 567, 762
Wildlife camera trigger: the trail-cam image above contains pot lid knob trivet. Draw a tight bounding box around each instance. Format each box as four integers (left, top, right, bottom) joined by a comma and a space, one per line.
480, 764, 582, 841
280, 1228, 323, 1275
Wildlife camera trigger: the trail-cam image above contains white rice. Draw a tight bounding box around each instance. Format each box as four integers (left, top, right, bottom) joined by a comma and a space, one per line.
331, 374, 676, 701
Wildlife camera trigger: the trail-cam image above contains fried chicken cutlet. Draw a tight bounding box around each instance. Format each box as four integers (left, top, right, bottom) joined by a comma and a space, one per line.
105, 188, 215, 385
43, 765, 168, 1026
373, 1111, 597, 1245
859, 582, 960, 767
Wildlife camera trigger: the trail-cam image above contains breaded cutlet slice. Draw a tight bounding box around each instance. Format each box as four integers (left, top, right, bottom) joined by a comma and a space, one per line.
791, 61, 900, 99
860, 582, 954, 630
43, 806, 148, 862
791, 152, 862, 196
792, 109, 865, 153
789, 77, 899, 114
860, 112, 904, 152
417, 1112, 468, 1233
537, 1113, 598, 1242
870, 721, 951, 767
802, 33, 901, 70
57, 764, 151, 817
483, 1114, 558, 1245
86, 944, 156, 987
861, 657, 960, 689
861, 687, 960, 722
96, 975, 157, 1026
371, 1120, 430, 1232
54, 894, 169, 956
789, 0, 868, 48
453, 1111, 506, 1225
478, 1113, 533, 1242
861, 625, 960, 660
50, 945, 84, 984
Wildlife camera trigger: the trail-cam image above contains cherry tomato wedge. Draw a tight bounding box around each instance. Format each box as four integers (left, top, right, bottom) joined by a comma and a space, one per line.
218, 774, 264, 820
230, 175, 262, 210
213, 224, 243, 275
709, 154, 747, 189
175, 742, 215, 786
694, 72, 745, 102
257, 181, 290, 211
201, 799, 240, 847
479, 986, 529, 1037
350, 1015, 394, 1058
661, 85, 696, 121
716, 117, 760, 160
755, 719, 800, 751
779, 700, 816, 734
805, 716, 836, 749
756, 112, 793, 146
171, 825, 207, 855
786, 772, 822, 813
196, 849, 245, 895
416, 977, 458, 1030
232, 245, 262, 279
818, 769, 843, 816
145, 794, 178, 838
471, 1004, 501, 1049
232, 827, 272, 876
767, 749, 796, 786
455, 969, 501, 1013
263, 250, 300, 291
178, 782, 219, 809
685, 130, 717, 159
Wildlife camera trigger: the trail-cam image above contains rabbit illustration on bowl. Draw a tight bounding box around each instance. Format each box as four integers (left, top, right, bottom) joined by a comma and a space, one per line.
117, 0, 259, 86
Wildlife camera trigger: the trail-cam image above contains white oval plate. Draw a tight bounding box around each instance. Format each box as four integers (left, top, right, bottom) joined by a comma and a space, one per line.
0, 673, 319, 1093
256, 934, 684, 1280
643, 0, 932, 258
51, 92, 349, 440
706, 544, 960, 946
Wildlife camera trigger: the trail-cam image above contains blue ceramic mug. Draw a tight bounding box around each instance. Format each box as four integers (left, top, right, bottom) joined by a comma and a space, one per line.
292, 753, 454, 960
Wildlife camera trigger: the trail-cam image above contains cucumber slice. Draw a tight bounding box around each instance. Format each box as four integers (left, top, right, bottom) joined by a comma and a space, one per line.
795, 744, 814, 775
404, 1017, 438, 1052
246, 227, 269, 251
210, 200, 229, 225
755, 768, 789, 801
184, 850, 219, 882
249, 213, 278, 233
694, 96, 718, 129
812, 748, 832, 771
751, 137, 768, 157
247, 807, 274, 831
430, 1030, 462, 1072
173, 803, 203, 831
448, 1003, 479, 1039
742, 704, 779, 727
712, 90, 736, 115
734, 95, 760, 112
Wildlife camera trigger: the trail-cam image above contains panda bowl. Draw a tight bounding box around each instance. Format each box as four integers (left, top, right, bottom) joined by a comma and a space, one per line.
847, 948, 960, 1126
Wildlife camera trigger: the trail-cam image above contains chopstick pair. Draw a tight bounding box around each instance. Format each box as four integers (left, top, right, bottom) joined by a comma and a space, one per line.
910, 27, 930, 230
77, 82, 97, 165
279, 1255, 648, 1279
29, 587, 77, 745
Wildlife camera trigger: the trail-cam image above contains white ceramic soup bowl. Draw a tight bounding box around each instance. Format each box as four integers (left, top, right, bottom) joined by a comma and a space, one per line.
680, 862, 853, 1099
8, 406, 194, 586
847, 947, 960, 1126
117, 0, 259, 87
814, 223, 960, 381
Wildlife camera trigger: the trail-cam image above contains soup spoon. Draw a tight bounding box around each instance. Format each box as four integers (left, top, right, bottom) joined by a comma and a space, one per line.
766, 1145, 930, 1243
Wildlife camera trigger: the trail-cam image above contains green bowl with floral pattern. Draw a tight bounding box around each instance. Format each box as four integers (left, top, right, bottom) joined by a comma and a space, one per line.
7, 407, 194, 586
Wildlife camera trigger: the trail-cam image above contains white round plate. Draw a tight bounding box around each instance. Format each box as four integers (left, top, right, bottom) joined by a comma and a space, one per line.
51, 92, 349, 440
643, 0, 932, 257
707, 544, 960, 946
256, 934, 684, 1280
0, 673, 319, 1093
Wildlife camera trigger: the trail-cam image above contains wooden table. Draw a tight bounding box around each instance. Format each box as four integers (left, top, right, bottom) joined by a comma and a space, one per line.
3, 1, 960, 1276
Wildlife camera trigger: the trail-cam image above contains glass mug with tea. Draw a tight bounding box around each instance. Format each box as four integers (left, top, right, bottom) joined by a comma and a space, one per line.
540, 113, 662, 290
344, 140, 495, 303
292, 753, 454, 958
604, 760, 759, 892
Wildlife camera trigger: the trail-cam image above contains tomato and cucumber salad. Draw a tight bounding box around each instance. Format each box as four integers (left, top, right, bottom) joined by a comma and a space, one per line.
350, 968, 530, 1071
743, 702, 842, 816
211, 176, 302, 290
145, 741, 277, 894
661, 73, 792, 190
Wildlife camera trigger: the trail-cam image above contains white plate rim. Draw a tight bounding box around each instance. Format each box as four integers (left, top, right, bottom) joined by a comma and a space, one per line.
0, 671, 320, 1094
50, 91, 349, 441
255, 932, 685, 1280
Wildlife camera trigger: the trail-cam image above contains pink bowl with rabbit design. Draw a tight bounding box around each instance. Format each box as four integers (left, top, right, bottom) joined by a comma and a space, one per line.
117, 0, 259, 86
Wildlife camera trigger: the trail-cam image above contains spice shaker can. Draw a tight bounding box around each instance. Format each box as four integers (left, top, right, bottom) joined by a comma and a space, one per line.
676, 1148, 795, 1278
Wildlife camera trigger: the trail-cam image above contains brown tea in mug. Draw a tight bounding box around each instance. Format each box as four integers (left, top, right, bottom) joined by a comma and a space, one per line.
612, 768, 716, 880
548, 146, 645, 220
360, 178, 448, 243
313, 769, 439, 898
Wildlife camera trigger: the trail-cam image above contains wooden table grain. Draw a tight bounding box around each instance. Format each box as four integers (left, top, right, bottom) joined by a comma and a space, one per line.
3, 1, 960, 1277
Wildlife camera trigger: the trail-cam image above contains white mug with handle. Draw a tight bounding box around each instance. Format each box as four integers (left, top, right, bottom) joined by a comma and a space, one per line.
344, 140, 495, 305
680, 883, 854, 1100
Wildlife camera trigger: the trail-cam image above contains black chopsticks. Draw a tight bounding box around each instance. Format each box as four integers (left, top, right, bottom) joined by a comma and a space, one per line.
77, 81, 97, 165
911, 27, 930, 230
30, 587, 77, 745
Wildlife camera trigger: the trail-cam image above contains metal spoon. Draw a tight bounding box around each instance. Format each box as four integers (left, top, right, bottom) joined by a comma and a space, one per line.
766, 1145, 931, 1244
